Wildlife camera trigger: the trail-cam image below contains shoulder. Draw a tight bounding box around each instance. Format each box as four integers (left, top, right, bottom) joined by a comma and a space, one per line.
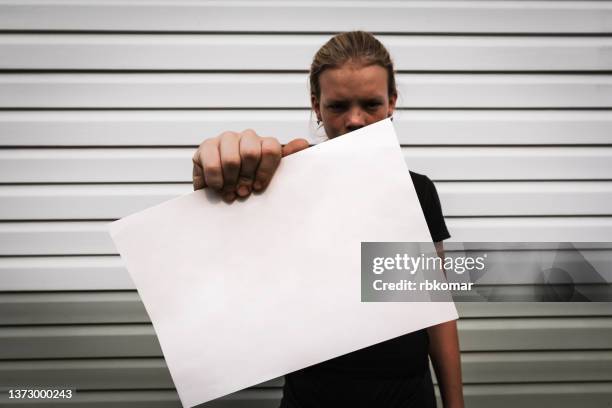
409, 171, 436, 201
409, 170, 429, 184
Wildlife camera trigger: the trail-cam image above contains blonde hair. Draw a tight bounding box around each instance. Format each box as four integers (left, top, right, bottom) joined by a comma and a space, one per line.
309, 31, 398, 100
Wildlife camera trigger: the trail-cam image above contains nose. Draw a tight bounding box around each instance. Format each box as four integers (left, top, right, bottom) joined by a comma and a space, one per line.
345, 107, 366, 132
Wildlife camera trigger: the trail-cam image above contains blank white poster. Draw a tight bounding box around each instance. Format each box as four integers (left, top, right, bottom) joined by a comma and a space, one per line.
109, 118, 457, 407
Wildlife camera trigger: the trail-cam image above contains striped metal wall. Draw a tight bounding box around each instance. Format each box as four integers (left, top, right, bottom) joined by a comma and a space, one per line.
0, 1, 611, 407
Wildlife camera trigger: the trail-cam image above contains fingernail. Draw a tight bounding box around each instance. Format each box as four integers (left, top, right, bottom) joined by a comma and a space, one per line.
237, 185, 250, 196
223, 192, 236, 202
253, 181, 262, 191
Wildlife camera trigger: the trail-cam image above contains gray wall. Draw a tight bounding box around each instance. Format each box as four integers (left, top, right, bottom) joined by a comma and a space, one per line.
0, 1, 611, 407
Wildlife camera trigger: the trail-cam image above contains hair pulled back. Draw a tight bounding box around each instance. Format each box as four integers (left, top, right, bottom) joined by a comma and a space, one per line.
309, 31, 398, 100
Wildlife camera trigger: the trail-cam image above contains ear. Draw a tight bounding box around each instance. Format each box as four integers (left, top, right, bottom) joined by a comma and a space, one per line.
387, 93, 397, 118
311, 93, 322, 121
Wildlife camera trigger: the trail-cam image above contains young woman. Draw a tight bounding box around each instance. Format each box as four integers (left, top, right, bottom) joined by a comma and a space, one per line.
192, 31, 464, 408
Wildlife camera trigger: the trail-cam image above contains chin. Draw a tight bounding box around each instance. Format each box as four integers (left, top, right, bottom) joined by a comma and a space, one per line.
334, 130, 351, 138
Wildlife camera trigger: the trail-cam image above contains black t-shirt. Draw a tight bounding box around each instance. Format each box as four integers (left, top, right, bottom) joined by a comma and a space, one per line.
279, 172, 450, 408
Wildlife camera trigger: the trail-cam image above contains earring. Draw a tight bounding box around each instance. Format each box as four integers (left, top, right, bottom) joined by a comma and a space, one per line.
316, 119, 322, 126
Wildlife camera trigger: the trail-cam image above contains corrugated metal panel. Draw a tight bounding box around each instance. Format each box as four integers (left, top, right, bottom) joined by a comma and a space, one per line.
2, 110, 612, 147
2, 147, 611, 182
1, 1, 610, 406
1, 1, 611, 33
1, 248, 610, 290
447, 217, 612, 242
1, 218, 611, 256
1, 318, 610, 360
0, 256, 132, 289
0, 291, 149, 324
2, 292, 611, 325
2, 351, 611, 389
2, 181, 612, 219
2, 34, 611, 71
2, 244, 612, 290
458, 302, 612, 318
0, 386, 611, 408
1, 73, 611, 108
461, 383, 612, 408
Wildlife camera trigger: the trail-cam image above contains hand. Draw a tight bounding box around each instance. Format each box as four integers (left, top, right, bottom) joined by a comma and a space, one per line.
192, 129, 309, 202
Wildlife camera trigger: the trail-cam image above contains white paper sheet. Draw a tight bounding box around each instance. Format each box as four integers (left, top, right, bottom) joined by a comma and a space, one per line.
109, 118, 458, 407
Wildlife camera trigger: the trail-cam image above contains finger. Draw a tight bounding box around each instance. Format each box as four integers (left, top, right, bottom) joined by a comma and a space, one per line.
219, 131, 241, 200
192, 157, 206, 191
253, 137, 282, 192
282, 138, 310, 157
236, 129, 261, 197
195, 138, 224, 190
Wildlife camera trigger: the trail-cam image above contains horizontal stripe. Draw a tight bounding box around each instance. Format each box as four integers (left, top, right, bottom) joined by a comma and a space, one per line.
1, 351, 611, 389
1, 249, 610, 290
1, 218, 611, 256
2, 34, 611, 71
1, 291, 610, 324
0, 318, 610, 359
1, 74, 611, 108
0, 386, 609, 408
2, 110, 612, 147
1, 1, 610, 33
1, 181, 611, 219
2, 252, 610, 291
1, 147, 610, 183
461, 383, 612, 408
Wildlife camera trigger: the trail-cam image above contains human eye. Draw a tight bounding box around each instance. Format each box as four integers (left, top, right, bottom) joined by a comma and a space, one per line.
326, 101, 347, 112
364, 100, 383, 110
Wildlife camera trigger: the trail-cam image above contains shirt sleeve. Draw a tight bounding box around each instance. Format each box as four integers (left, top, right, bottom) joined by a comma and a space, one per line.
410, 172, 451, 242
426, 177, 451, 242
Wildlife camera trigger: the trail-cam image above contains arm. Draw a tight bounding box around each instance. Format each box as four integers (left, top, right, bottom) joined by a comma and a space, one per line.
427, 241, 464, 408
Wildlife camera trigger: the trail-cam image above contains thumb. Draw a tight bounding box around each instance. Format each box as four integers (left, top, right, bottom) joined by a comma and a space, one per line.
282, 138, 310, 157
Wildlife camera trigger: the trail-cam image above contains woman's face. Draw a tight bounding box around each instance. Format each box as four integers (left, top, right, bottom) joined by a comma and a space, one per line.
312, 61, 397, 139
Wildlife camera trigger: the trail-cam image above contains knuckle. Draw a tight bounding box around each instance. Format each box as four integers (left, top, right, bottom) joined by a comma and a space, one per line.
220, 130, 239, 141
223, 157, 241, 172
240, 147, 260, 162
240, 128, 258, 137
201, 137, 219, 148
262, 136, 280, 145
203, 163, 222, 178
261, 139, 281, 157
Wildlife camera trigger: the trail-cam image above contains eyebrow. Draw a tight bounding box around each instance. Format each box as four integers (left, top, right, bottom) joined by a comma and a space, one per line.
325, 97, 384, 104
